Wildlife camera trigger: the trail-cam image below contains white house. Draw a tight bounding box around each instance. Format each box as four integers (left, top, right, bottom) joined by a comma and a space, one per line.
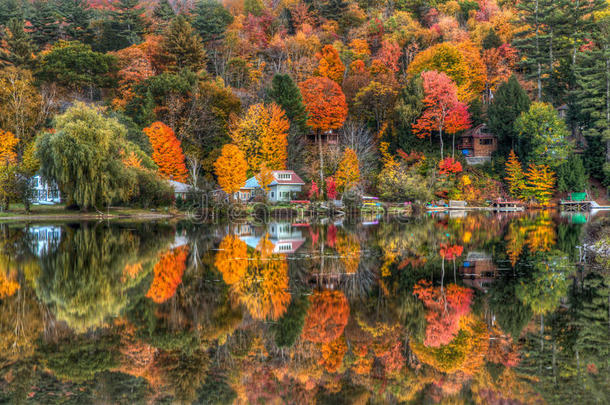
237, 170, 305, 203
30, 175, 61, 205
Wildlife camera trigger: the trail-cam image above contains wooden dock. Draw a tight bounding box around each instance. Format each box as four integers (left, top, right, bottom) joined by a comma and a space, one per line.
492, 199, 525, 212
560, 200, 592, 211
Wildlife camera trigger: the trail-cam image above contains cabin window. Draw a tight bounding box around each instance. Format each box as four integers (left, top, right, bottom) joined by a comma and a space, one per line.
479, 138, 493, 145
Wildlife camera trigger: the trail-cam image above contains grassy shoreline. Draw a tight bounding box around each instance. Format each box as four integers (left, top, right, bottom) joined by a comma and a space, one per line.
0, 204, 185, 221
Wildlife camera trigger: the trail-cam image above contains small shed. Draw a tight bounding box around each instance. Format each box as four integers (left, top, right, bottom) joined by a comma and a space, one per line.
458, 124, 498, 165
168, 180, 195, 200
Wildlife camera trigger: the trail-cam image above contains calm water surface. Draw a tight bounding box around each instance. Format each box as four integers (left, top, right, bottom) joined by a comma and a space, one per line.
0, 211, 608, 404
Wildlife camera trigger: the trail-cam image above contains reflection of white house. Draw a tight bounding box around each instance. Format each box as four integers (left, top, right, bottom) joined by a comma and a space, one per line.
30, 175, 61, 205
237, 170, 305, 202
239, 222, 306, 254
28, 226, 61, 256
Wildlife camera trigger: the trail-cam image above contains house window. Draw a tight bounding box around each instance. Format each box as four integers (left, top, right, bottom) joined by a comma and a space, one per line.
271, 192, 274, 198
277, 173, 291, 180
479, 138, 493, 145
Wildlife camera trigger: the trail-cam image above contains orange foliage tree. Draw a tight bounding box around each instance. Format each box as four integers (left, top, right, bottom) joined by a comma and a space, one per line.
299, 76, 348, 132
302, 290, 349, 343
321, 336, 348, 373
334, 148, 360, 193
146, 245, 189, 304
438, 157, 463, 175
143, 121, 188, 182
112, 44, 156, 108
316, 44, 345, 83
230, 103, 289, 172
215, 235, 248, 285
214, 144, 248, 199
299, 76, 348, 184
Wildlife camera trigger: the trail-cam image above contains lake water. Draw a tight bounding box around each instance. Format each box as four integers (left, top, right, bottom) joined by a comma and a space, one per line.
0, 211, 608, 404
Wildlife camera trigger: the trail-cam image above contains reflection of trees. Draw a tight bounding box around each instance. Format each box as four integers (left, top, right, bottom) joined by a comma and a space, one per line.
515, 251, 574, 315
505, 212, 557, 266
36, 224, 174, 332
216, 234, 290, 321
146, 245, 189, 304
411, 315, 489, 375
302, 290, 349, 343
413, 280, 473, 347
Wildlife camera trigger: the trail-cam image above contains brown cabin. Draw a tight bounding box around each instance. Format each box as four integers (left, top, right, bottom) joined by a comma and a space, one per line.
458, 124, 498, 165
308, 129, 338, 145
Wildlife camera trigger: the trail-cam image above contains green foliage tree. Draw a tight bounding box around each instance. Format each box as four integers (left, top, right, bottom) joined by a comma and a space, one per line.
556, 155, 588, 192
393, 77, 425, 153
515, 102, 572, 167
153, 0, 175, 23
268, 74, 308, 130
162, 15, 207, 72
37, 40, 118, 96
488, 75, 531, 154
192, 0, 234, 43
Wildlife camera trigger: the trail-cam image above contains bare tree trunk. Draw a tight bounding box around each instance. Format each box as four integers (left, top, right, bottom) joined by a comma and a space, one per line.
318, 131, 324, 185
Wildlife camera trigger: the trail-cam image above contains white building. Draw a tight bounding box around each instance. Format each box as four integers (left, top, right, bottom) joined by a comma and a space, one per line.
237, 170, 305, 203
30, 175, 61, 205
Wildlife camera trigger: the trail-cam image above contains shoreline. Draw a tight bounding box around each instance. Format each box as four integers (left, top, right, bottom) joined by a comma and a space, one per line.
0, 212, 184, 222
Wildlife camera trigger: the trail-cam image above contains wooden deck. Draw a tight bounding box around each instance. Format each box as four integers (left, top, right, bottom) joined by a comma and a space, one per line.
560, 200, 592, 211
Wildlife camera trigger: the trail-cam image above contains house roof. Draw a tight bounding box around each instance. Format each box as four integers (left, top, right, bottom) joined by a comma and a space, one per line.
462, 124, 496, 139
241, 170, 305, 190
168, 180, 193, 193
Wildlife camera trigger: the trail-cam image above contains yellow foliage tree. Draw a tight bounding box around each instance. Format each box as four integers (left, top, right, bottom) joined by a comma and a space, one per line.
335, 148, 360, 192
504, 150, 525, 198
230, 103, 289, 173
215, 235, 248, 285
214, 144, 249, 199
0, 130, 19, 164
255, 163, 275, 194
524, 164, 555, 206
321, 336, 348, 373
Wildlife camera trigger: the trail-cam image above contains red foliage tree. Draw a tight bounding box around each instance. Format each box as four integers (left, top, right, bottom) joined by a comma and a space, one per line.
326, 177, 337, 200
438, 157, 463, 175
412, 71, 471, 158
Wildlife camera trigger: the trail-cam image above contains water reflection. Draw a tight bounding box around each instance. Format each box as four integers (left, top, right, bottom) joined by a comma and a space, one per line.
0, 212, 608, 404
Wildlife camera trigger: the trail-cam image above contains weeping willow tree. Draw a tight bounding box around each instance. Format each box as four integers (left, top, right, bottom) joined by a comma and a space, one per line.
35, 224, 173, 332
36, 102, 143, 210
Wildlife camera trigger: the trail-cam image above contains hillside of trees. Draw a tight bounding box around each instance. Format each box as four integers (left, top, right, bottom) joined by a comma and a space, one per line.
0, 0, 609, 209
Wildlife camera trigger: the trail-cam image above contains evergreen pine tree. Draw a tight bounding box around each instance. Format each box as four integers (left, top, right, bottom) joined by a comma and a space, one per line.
0, 18, 35, 68
556, 155, 588, 192
268, 74, 308, 130
0, 0, 23, 26
192, 0, 233, 43
112, 0, 148, 48
488, 75, 531, 154
482, 29, 502, 50
57, 0, 92, 43
28, 0, 61, 49
513, 0, 563, 101
574, 15, 610, 185
152, 0, 175, 33
321, 0, 348, 22
162, 16, 207, 72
